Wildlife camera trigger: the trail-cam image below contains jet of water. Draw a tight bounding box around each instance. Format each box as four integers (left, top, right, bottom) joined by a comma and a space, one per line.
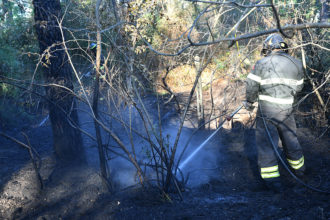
178, 124, 222, 171
177, 105, 243, 171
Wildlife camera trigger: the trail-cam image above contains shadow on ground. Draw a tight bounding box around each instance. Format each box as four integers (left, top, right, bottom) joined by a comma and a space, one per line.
1, 107, 329, 219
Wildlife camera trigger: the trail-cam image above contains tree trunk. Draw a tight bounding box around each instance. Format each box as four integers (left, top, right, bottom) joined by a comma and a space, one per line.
320, 0, 329, 23
194, 56, 205, 128
33, 0, 85, 163
93, 0, 111, 191
110, 0, 119, 23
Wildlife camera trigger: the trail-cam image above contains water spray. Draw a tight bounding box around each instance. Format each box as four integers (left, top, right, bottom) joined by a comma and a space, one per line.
177, 105, 243, 172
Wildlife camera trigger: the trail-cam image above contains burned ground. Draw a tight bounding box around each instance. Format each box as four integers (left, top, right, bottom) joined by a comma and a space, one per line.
0, 80, 329, 219
0, 113, 329, 219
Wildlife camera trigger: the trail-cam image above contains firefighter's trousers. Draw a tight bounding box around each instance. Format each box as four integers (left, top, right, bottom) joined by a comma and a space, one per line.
256, 103, 305, 180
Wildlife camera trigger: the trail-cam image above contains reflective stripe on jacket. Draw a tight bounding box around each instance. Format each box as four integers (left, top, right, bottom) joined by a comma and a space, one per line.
246, 51, 304, 106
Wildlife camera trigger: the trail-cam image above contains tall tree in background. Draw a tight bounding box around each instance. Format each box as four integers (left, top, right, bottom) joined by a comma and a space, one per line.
33, 0, 85, 163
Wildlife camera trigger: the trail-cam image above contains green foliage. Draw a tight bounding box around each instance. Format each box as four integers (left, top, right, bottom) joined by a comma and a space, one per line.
0, 98, 35, 129
238, 72, 248, 80
202, 84, 210, 91
0, 0, 327, 130
215, 60, 226, 71
0, 83, 19, 99
214, 51, 231, 71
0, 10, 38, 95
0, 46, 22, 76
0, 2, 39, 128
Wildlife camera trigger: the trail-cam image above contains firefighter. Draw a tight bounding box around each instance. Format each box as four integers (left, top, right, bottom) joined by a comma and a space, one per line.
244, 33, 305, 192
82, 43, 106, 79
89, 42, 105, 71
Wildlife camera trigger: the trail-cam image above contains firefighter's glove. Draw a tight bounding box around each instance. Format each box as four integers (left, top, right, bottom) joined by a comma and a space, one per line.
290, 90, 296, 97
242, 101, 254, 111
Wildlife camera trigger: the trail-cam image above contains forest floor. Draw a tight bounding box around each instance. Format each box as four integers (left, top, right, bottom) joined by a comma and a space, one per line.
0, 78, 329, 219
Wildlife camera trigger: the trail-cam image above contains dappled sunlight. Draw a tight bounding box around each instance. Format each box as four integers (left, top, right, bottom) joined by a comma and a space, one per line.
0, 0, 329, 218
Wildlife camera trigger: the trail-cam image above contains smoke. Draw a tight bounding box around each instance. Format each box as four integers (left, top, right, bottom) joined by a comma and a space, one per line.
175, 128, 222, 187
82, 103, 223, 189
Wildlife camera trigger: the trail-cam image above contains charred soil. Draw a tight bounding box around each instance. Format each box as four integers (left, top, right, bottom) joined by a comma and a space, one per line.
0, 83, 329, 219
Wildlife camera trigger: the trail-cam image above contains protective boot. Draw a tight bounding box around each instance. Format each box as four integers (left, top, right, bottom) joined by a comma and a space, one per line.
264, 178, 284, 193
293, 165, 305, 178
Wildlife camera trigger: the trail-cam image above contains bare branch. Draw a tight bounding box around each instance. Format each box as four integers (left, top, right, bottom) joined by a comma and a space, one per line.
188, 23, 330, 47
269, 0, 292, 38
0, 132, 43, 190
185, 0, 272, 8
140, 22, 330, 56
291, 42, 330, 51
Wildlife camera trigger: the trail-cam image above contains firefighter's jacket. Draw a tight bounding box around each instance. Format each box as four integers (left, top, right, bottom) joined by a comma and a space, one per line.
93, 55, 106, 70
246, 51, 304, 109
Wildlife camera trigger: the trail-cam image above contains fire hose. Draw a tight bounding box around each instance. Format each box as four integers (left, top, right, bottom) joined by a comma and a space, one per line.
259, 103, 330, 194
176, 103, 329, 194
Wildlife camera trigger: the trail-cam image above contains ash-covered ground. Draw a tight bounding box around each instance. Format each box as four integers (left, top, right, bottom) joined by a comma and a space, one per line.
0, 94, 329, 219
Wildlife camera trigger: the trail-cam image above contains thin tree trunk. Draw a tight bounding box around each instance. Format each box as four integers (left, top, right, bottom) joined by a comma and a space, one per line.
320, 0, 329, 23
93, 0, 111, 191
110, 0, 119, 23
33, 0, 85, 163
291, 0, 326, 109
195, 56, 205, 128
